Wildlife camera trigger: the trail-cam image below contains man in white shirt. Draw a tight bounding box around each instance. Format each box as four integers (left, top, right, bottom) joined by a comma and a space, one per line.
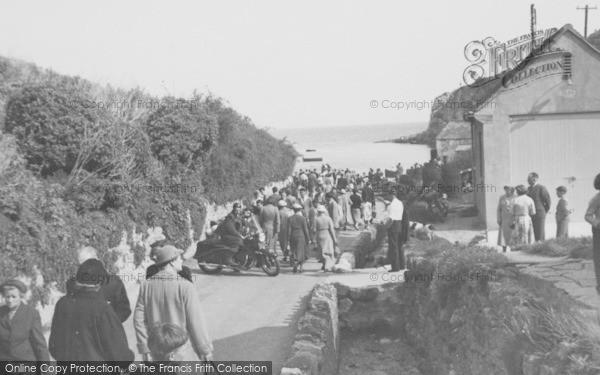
385, 192, 408, 271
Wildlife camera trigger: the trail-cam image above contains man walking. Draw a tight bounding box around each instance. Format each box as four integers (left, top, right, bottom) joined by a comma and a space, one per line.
385, 191, 409, 272
259, 197, 281, 253
134, 245, 213, 361
527, 172, 551, 242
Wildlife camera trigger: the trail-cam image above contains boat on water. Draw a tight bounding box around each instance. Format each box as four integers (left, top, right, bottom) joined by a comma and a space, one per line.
302, 149, 323, 162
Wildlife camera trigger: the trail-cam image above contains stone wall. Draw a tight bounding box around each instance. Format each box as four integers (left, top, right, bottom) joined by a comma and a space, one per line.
332, 223, 385, 272
281, 284, 339, 375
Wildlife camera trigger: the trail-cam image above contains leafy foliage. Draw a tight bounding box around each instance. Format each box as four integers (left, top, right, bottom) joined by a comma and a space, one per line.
201, 96, 298, 203
144, 97, 218, 175
0, 57, 297, 303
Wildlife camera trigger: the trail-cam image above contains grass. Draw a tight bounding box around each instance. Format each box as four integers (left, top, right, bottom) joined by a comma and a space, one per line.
518, 237, 593, 259
503, 295, 600, 373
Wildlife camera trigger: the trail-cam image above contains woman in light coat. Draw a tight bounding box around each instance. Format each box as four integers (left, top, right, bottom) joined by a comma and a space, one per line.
314, 205, 338, 272
497, 186, 515, 252
511, 185, 536, 246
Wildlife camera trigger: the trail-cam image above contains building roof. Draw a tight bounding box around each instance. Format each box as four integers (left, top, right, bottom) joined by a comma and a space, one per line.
436, 121, 471, 140
470, 24, 600, 113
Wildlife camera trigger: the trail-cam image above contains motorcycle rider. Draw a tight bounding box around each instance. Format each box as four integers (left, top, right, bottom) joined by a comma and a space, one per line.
218, 203, 246, 267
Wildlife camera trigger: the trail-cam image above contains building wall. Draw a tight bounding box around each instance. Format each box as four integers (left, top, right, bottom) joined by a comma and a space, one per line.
437, 139, 472, 162
472, 122, 486, 224
472, 29, 600, 230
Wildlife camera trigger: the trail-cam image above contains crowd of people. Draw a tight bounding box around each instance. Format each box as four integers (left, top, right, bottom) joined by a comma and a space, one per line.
496, 172, 565, 252
239, 165, 379, 272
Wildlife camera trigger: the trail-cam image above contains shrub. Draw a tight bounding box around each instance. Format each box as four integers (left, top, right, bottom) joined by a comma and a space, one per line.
201, 97, 297, 203
4, 80, 115, 177
143, 96, 219, 175
430, 245, 507, 306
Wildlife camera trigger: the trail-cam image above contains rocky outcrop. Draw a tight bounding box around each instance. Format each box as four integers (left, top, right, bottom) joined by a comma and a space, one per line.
281, 284, 339, 375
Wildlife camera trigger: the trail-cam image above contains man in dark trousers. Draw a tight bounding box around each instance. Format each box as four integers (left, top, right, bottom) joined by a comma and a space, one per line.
50, 259, 134, 363
385, 190, 409, 271
527, 172, 551, 242
65, 246, 131, 323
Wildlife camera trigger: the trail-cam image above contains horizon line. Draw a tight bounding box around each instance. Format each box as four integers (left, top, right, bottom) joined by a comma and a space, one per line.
269, 120, 429, 131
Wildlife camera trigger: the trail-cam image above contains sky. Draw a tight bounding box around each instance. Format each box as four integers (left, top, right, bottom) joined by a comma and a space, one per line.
0, 0, 597, 129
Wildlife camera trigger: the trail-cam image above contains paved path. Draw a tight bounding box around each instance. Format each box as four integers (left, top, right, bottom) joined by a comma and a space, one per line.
505, 252, 600, 309
122, 228, 365, 373
430, 210, 600, 310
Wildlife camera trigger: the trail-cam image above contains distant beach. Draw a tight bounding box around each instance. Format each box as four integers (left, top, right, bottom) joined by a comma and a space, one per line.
270, 122, 431, 172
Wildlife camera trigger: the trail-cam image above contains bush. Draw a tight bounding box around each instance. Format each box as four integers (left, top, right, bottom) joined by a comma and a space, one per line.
201, 97, 297, 203
144, 96, 219, 175
4, 80, 116, 177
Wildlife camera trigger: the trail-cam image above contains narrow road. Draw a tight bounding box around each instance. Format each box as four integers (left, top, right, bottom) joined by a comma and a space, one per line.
123, 230, 362, 373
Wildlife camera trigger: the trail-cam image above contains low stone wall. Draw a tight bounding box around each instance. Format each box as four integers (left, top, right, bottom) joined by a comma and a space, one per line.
332, 224, 385, 272
281, 284, 339, 375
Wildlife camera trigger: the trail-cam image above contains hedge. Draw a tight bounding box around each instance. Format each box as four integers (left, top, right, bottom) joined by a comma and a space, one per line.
0, 60, 297, 303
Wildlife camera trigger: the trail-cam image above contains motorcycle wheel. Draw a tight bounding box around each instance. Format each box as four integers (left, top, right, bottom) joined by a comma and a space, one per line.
198, 262, 223, 274
261, 254, 280, 276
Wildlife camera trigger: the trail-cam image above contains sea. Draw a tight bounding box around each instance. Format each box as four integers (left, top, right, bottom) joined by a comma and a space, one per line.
269, 122, 431, 173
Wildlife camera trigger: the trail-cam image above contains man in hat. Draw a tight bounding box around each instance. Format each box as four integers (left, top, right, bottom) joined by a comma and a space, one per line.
259, 196, 281, 253
49, 259, 134, 362
134, 245, 213, 362
66, 246, 131, 322
146, 240, 194, 282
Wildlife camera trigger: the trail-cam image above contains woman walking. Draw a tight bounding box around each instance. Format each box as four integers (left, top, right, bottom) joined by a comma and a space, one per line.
287, 203, 310, 273
314, 205, 338, 272
497, 186, 515, 252
585, 174, 600, 295
511, 185, 536, 246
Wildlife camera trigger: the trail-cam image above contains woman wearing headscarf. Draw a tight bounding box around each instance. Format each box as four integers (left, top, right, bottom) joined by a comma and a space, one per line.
314, 205, 338, 272
511, 184, 536, 245
0, 279, 50, 362
497, 186, 516, 252
287, 203, 310, 273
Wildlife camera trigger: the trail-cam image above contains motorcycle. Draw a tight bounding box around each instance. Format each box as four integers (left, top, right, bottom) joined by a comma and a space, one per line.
194, 231, 280, 276
426, 192, 449, 222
